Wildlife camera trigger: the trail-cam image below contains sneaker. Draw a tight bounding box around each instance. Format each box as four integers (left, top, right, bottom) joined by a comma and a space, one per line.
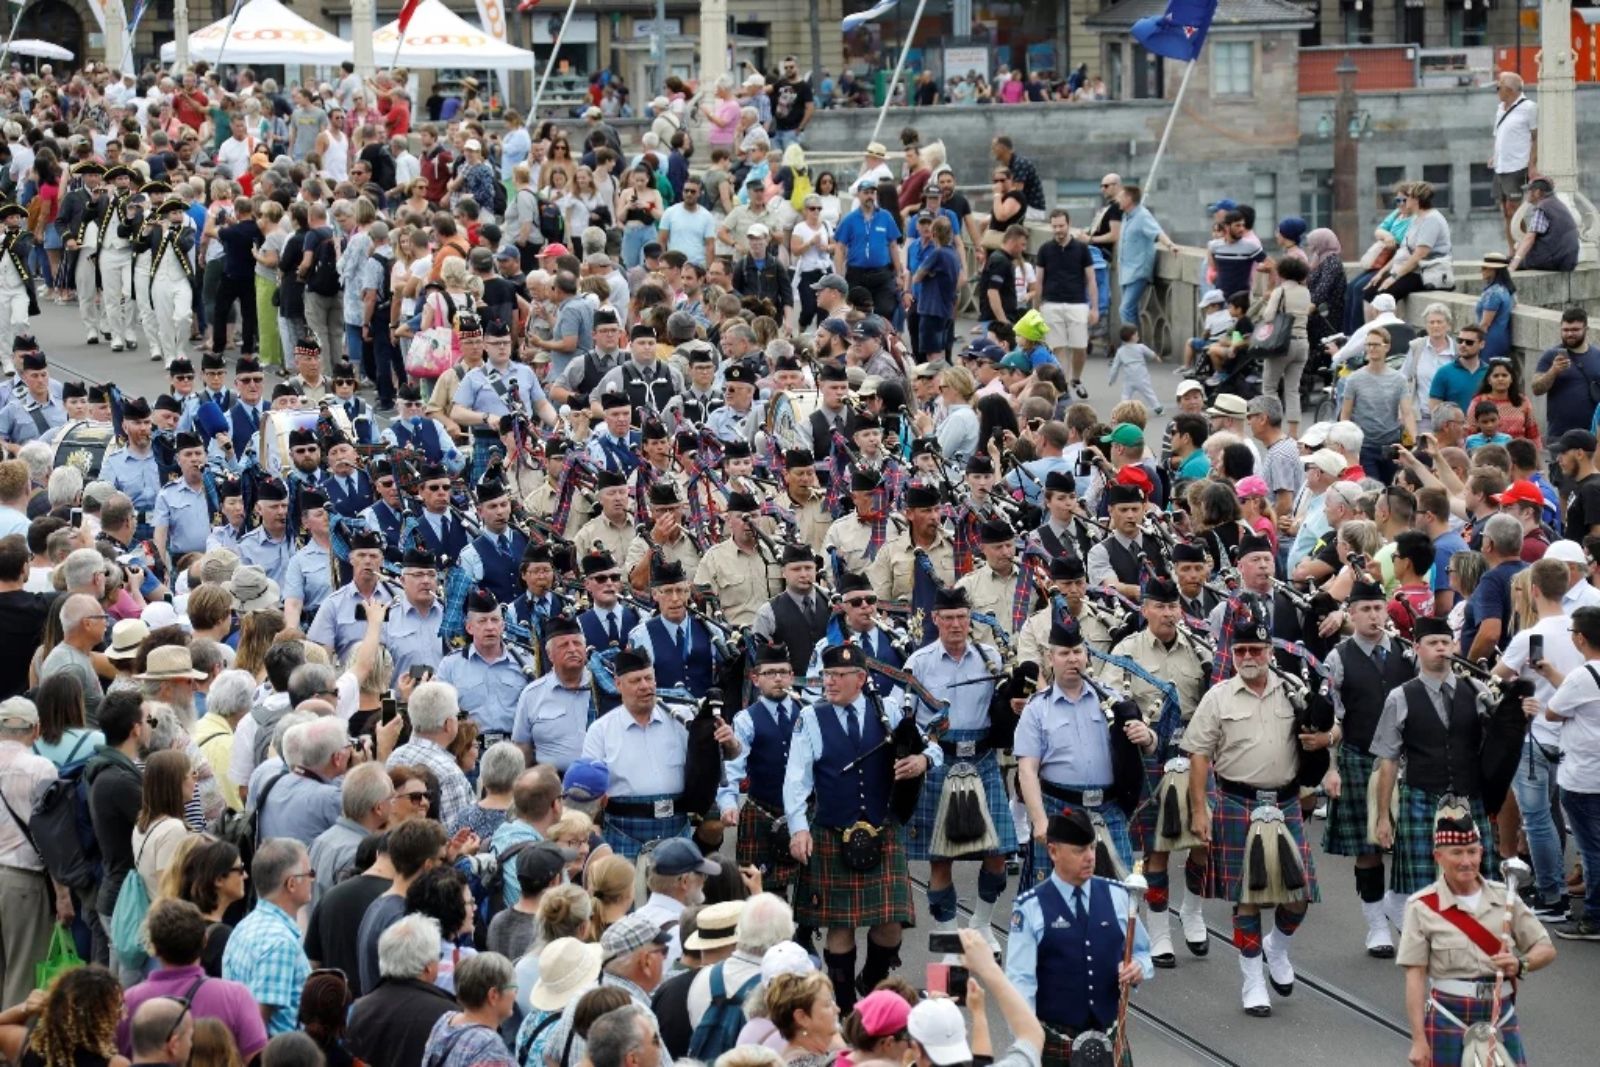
1555, 917, 1600, 940
1153, 405, 1165, 416
85, 335, 99, 345
1532, 898, 1569, 922
1312, 800, 1329, 820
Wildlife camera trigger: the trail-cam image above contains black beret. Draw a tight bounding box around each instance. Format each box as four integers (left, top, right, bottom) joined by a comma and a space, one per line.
466, 588, 499, 614
723, 440, 753, 459
726, 491, 759, 513
724, 363, 755, 385
1237, 532, 1275, 560
755, 642, 791, 666
850, 466, 882, 492
1347, 579, 1386, 604
475, 479, 509, 503
1145, 576, 1179, 603
545, 613, 582, 640
347, 529, 384, 552
19, 352, 46, 371
1047, 807, 1096, 846
839, 571, 873, 595
979, 519, 1015, 545
642, 419, 670, 441
1050, 555, 1087, 581
781, 543, 815, 567
820, 643, 867, 670
122, 397, 151, 420
168, 358, 195, 377
785, 448, 815, 468
417, 462, 450, 483
1044, 470, 1075, 495
599, 390, 630, 411
630, 324, 656, 341
1106, 484, 1145, 507
595, 468, 628, 490
582, 549, 619, 575
965, 453, 995, 475
1049, 616, 1084, 648
905, 484, 941, 509
648, 482, 686, 507
1171, 541, 1208, 564
651, 558, 687, 585
1414, 617, 1453, 641
403, 547, 438, 569
521, 542, 553, 565
298, 486, 329, 511
154, 394, 183, 413
201, 352, 227, 371
287, 428, 317, 448
614, 647, 653, 676
256, 478, 288, 501
216, 478, 243, 499
61, 380, 87, 400
933, 586, 970, 612
173, 431, 204, 453
235, 356, 262, 375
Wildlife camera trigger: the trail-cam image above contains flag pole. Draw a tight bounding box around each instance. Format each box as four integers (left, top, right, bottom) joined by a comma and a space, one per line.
391, 24, 405, 68
868, 0, 929, 150
529, 0, 579, 126
1142, 58, 1194, 207
213, 0, 249, 72
0, 1, 29, 74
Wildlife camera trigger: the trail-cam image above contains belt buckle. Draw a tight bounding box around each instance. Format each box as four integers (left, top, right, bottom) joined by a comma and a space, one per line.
956, 740, 977, 758
1081, 789, 1104, 807
1253, 789, 1279, 807
1474, 980, 1496, 999
652, 798, 676, 819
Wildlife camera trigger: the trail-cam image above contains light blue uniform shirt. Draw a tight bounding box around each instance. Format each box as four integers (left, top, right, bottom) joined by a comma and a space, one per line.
717, 695, 802, 812
306, 580, 393, 661
236, 526, 294, 584
903, 641, 998, 731
708, 402, 762, 444
1006, 455, 1071, 506
101, 447, 162, 514
0, 376, 62, 413
436, 644, 534, 734
155, 479, 213, 557
579, 704, 688, 798
585, 427, 640, 470
782, 695, 943, 834
282, 540, 332, 616
1014, 681, 1114, 787
511, 669, 593, 770
1004, 872, 1154, 1011
0, 395, 66, 443
382, 598, 446, 678
457, 361, 548, 418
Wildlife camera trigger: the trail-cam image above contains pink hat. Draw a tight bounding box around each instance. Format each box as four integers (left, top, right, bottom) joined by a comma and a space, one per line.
1236, 475, 1269, 500
855, 989, 913, 1038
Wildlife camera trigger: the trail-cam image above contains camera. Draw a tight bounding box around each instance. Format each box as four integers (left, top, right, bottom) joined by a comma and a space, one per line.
1387, 444, 1403, 460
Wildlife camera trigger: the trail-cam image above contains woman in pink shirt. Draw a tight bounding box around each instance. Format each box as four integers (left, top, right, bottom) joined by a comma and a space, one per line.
999, 71, 1027, 104
701, 75, 742, 150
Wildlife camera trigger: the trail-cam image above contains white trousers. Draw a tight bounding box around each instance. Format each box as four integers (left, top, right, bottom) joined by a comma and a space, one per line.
75, 249, 106, 336
100, 248, 136, 342
0, 284, 31, 355
151, 272, 193, 363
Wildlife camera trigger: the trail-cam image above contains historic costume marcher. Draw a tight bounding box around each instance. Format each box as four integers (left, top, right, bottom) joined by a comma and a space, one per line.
1397, 801, 1555, 1067
0, 202, 39, 355
147, 198, 196, 366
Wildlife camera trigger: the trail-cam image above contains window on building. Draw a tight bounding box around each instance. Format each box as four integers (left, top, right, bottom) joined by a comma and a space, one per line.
1301, 169, 1333, 230
1469, 164, 1498, 211
1375, 165, 1406, 209
1253, 172, 1278, 232
1398, 1, 1425, 46
1132, 44, 1166, 99
1106, 42, 1124, 102
155, 0, 174, 19
1448, 4, 1489, 47
1343, 2, 1374, 44
1300, 0, 1324, 48
1422, 163, 1453, 213
1211, 41, 1253, 96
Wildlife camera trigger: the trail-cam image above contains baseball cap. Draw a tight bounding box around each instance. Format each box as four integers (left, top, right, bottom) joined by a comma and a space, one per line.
1100, 423, 1145, 448
1546, 540, 1586, 565
1199, 288, 1225, 307
561, 759, 608, 801
463, 138, 482, 153
1175, 379, 1203, 398
1206, 197, 1238, 213
1494, 479, 1547, 509
1303, 448, 1346, 476
536, 242, 570, 259
999, 352, 1032, 374
855, 989, 913, 1038
1299, 422, 1332, 448
1556, 428, 1598, 455
908, 998, 971, 1066
516, 841, 579, 892
0, 696, 38, 728
747, 223, 771, 240
760, 941, 817, 984
600, 913, 675, 962
650, 838, 721, 877
811, 273, 848, 294
1370, 293, 1397, 313
964, 339, 1006, 363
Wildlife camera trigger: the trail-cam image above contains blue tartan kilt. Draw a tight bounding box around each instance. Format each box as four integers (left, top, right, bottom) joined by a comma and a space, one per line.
1392, 785, 1496, 895
1020, 798, 1132, 891
1425, 992, 1526, 1067
1323, 747, 1381, 857
904, 742, 1017, 861
469, 434, 495, 484
1202, 786, 1321, 904
1129, 751, 1166, 854
602, 795, 692, 860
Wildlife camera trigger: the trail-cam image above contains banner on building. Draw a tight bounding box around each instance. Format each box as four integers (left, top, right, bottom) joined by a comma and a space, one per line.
472, 0, 513, 103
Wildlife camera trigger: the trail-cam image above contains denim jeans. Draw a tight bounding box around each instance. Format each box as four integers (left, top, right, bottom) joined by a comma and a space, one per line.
372, 328, 404, 407
1119, 276, 1149, 331
344, 323, 370, 383
1359, 442, 1398, 485
1561, 788, 1600, 915
1513, 737, 1564, 901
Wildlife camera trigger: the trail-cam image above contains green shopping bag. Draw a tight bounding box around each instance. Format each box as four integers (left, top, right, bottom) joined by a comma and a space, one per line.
34, 923, 83, 991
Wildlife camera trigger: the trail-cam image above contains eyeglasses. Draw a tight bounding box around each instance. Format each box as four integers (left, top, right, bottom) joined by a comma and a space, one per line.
289, 868, 315, 883
1233, 646, 1271, 658
237, 375, 264, 384
229, 863, 247, 874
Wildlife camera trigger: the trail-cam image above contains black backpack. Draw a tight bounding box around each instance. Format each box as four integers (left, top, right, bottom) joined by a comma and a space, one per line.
206, 768, 289, 905
369, 252, 394, 323
538, 200, 565, 245
492, 178, 508, 218
307, 231, 341, 296
3, 734, 101, 892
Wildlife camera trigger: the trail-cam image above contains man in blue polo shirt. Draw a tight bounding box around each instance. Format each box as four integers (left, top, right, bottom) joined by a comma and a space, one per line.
832, 179, 904, 321
1428, 326, 1490, 416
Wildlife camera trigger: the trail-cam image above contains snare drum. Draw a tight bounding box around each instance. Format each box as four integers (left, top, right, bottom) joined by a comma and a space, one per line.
51, 419, 118, 480
763, 390, 821, 454
258, 406, 354, 476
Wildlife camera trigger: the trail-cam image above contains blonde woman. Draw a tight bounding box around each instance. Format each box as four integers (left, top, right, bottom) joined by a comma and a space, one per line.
572, 166, 610, 232
252, 199, 287, 371
585, 853, 635, 938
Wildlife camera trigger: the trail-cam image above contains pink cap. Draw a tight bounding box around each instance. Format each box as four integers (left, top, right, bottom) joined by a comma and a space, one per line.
855, 989, 912, 1038
1236, 475, 1269, 500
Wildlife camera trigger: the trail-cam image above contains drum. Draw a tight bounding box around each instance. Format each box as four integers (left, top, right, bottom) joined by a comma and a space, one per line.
51, 419, 118, 480
258, 405, 354, 476
763, 390, 821, 454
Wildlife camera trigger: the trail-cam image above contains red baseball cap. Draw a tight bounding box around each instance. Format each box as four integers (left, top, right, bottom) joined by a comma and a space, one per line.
1494, 479, 1546, 509
536, 242, 570, 258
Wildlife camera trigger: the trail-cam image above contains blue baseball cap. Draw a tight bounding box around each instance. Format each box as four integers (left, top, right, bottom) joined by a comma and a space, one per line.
963, 339, 1006, 363
1207, 197, 1238, 213
562, 759, 609, 802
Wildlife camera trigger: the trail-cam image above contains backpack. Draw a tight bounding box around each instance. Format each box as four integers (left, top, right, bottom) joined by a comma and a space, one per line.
111, 824, 162, 969
206, 768, 289, 906
537, 199, 565, 246
307, 231, 341, 296
369, 252, 394, 324
686, 961, 762, 1062
462, 838, 537, 946
22, 734, 101, 892
492, 178, 508, 218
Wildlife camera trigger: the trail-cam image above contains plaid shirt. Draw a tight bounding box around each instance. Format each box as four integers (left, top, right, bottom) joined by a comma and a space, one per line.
221, 900, 309, 1035
387, 737, 475, 827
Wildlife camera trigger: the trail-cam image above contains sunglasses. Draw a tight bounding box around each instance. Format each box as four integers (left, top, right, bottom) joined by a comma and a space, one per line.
397, 789, 429, 802
844, 595, 878, 606
592, 573, 622, 584
237, 375, 264, 384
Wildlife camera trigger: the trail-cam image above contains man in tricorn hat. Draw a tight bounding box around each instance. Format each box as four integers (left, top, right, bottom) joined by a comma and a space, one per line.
1397, 800, 1553, 1067
784, 640, 942, 1014
581, 645, 739, 859
1005, 805, 1152, 1064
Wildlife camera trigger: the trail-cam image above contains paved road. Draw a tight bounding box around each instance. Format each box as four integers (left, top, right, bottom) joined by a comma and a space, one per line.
26, 302, 1596, 1064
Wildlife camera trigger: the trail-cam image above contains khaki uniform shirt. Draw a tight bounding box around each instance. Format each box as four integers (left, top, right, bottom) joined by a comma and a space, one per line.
1017, 604, 1113, 686
821, 513, 884, 577
1396, 877, 1551, 980
624, 528, 702, 584
869, 528, 956, 603
426, 362, 473, 425
778, 490, 829, 554
1180, 673, 1299, 787
956, 563, 1026, 645
574, 513, 639, 564
1101, 628, 1208, 724
693, 539, 782, 628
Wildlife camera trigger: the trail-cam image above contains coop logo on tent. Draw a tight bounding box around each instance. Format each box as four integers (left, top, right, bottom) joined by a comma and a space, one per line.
195, 25, 328, 42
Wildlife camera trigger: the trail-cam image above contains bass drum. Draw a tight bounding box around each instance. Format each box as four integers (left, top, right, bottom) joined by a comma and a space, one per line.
762, 390, 821, 455
258, 405, 355, 477
52, 419, 118, 480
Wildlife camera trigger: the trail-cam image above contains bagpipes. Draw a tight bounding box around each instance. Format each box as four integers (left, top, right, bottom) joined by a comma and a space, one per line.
839, 663, 933, 826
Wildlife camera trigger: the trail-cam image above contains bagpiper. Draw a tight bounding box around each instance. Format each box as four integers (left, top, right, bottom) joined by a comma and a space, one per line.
719, 642, 807, 901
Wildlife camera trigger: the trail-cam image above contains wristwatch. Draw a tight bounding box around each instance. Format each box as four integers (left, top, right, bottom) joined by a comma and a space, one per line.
1515, 953, 1528, 978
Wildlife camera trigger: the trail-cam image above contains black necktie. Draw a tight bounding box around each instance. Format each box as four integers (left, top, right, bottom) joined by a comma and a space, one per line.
1375, 644, 1388, 669
844, 705, 861, 748
676, 624, 688, 661
606, 612, 620, 646
1073, 886, 1086, 924
802, 595, 817, 627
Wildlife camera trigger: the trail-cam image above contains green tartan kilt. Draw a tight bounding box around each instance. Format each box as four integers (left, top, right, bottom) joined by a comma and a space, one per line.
1202, 786, 1321, 904
1042, 1023, 1132, 1067
1391, 784, 1496, 896
735, 797, 802, 893
795, 823, 915, 929
1323, 747, 1381, 857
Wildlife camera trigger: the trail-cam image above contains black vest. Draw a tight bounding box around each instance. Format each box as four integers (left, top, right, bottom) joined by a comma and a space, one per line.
574, 349, 619, 397
769, 592, 830, 675
621, 361, 676, 421
811, 406, 846, 461
1335, 638, 1416, 755
1104, 534, 1152, 586
1400, 677, 1482, 796
1036, 524, 1076, 561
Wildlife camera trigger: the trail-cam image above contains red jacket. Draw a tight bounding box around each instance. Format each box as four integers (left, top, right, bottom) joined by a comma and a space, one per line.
420, 145, 453, 205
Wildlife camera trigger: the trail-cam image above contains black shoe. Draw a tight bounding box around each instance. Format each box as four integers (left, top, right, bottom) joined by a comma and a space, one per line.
1555, 917, 1600, 940
1152, 952, 1177, 969
1244, 1005, 1272, 1018
1366, 944, 1396, 959
1268, 977, 1295, 997
85, 335, 99, 345
1187, 938, 1209, 957
101, 332, 113, 341
1073, 379, 1088, 399
1534, 897, 1571, 922
1006, 855, 1021, 876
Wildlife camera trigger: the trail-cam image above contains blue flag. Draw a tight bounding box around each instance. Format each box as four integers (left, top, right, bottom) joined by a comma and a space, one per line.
1131, 0, 1219, 63
910, 549, 939, 648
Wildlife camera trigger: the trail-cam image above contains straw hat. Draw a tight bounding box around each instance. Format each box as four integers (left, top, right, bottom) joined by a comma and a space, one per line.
136, 645, 206, 682
529, 938, 603, 1012
106, 619, 150, 663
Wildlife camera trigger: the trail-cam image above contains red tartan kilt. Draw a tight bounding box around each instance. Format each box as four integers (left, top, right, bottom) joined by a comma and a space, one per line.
735, 798, 802, 892
1201, 787, 1321, 904
1129, 751, 1166, 854
794, 823, 915, 929
1424, 992, 1527, 1067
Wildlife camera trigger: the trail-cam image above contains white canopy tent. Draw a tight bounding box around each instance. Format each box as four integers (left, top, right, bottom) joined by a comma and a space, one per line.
374, 0, 535, 68
7, 40, 74, 62
159, 0, 353, 66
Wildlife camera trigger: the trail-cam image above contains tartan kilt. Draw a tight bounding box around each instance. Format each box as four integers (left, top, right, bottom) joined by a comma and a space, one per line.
904, 746, 1018, 861
1202, 787, 1321, 904
1021, 801, 1132, 891
1392, 785, 1496, 895
1323, 747, 1381, 857
1129, 751, 1167, 854
1042, 1024, 1132, 1067
1425, 992, 1527, 1067
795, 823, 915, 929
602, 797, 692, 860
469, 435, 495, 484
736, 797, 802, 893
